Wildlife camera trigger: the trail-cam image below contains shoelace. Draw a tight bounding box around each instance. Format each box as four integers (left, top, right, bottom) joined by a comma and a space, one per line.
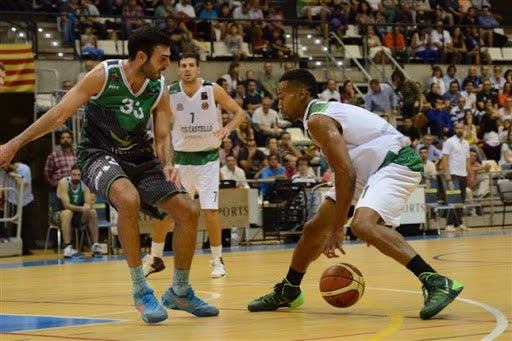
140, 288, 161, 310
258, 282, 285, 303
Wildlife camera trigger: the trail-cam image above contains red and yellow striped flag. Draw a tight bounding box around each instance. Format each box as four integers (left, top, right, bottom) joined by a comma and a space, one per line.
0, 44, 35, 93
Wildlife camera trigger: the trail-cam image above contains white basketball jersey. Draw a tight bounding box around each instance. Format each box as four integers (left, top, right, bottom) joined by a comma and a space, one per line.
303, 99, 410, 183
169, 79, 222, 152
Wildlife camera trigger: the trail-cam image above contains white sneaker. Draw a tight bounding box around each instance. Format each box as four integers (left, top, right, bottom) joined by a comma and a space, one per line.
458, 224, 468, 231
210, 257, 226, 278
91, 243, 103, 258
64, 244, 84, 259
142, 254, 166, 277
445, 225, 457, 232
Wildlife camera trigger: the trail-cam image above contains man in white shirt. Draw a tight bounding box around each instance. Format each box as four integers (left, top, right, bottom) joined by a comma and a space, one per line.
319, 79, 341, 102
252, 96, 282, 146
430, 21, 455, 63
220, 154, 250, 189
499, 97, 512, 122
460, 80, 477, 109
419, 146, 437, 179
442, 122, 471, 231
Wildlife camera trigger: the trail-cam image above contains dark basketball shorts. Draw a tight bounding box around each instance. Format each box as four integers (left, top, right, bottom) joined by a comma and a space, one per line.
79, 149, 186, 219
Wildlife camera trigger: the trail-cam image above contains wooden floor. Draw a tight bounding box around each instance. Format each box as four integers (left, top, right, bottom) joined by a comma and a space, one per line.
1, 228, 511, 341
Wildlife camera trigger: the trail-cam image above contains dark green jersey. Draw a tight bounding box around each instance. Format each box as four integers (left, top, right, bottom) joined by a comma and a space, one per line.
66, 178, 85, 206
78, 59, 165, 162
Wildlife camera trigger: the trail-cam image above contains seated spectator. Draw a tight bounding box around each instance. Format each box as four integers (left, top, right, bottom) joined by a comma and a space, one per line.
258, 153, 286, 198
479, 101, 501, 162
366, 26, 391, 64
430, 21, 456, 64
122, 0, 146, 37
413, 0, 432, 23
419, 146, 437, 179
380, 0, 399, 23
52, 164, 101, 259
154, 0, 174, 30
319, 79, 341, 102
461, 80, 477, 109
224, 23, 248, 61
499, 119, 511, 144
465, 26, 491, 65
324, 4, 347, 40
174, 0, 197, 31
251, 25, 271, 58
291, 157, 317, 185
197, 0, 221, 41
499, 130, 512, 172
383, 26, 409, 63
261, 136, 280, 158
222, 61, 242, 95
424, 82, 444, 110
490, 65, 506, 94
411, 24, 436, 64
450, 27, 468, 64
476, 5, 499, 47
498, 83, 512, 109
499, 98, 512, 122
339, 80, 358, 105
355, 1, 373, 35
234, 119, 255, 147
278, 131, 303, 168
476, 79, 498, 112
268, 27, 294, 60
220, 154, 250, 188
297, 0, 330, 28
450, 97, 469, 126
252, 97, 282, 146
59, 0, 79, 47
397, 117, 421, 148
426, 97, 453, 140
443, 80, 462, 111
238, 137, 268, 180
80, 26, 104, 60
427, 65, 447, 96
416, 134, 443, 168
77, 0, 108, 39
467, 149, 491, 201
244, 79, 263, 117
463, 109, 479, 145
219, 136, 239, 166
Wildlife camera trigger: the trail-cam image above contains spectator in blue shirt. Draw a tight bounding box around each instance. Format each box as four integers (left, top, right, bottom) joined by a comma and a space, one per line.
365, 79, 399, 126
477, 5, 499, 47
427, 97, 453, 140
259, 153, 286, 198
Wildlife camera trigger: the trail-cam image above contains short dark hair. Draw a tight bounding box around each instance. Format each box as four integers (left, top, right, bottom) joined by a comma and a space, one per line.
178, 52, 200, 66
128, 25, 171, 60
71, 163, 80, 171
279, 69, 318, 97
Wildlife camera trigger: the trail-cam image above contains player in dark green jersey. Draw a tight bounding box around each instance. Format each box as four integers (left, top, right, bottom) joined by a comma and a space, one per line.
0, 26, 218, 324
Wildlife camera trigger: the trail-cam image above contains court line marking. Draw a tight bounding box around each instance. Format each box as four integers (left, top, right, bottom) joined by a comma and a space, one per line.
369, 287, 508, 341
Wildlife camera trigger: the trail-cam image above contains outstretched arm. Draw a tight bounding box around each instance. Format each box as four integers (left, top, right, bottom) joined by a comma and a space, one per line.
0, 64, 105, 167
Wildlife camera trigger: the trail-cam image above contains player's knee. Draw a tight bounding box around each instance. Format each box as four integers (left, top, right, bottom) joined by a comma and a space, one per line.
349, 219, 373, 240
113, 191, 141, 213
60, 210, 73, 221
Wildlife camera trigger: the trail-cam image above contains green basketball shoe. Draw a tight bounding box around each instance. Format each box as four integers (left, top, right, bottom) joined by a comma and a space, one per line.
419, 272, 464, 319
248, 278, 305, 312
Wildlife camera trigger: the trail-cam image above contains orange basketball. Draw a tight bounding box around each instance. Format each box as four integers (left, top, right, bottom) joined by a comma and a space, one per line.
319, 263, 365, 308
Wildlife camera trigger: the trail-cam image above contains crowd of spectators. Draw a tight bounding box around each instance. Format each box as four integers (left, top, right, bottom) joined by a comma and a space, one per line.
23, 0, 512, 200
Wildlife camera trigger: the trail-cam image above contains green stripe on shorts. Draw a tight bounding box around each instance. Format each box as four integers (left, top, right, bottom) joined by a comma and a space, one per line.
174, 149, 219, 165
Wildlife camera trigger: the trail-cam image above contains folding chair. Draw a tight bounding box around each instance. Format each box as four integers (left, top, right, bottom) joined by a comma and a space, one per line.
92, 201, 117, 255
497, 180, 512, 228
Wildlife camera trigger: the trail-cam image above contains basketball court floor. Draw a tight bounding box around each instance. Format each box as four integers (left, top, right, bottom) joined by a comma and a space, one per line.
1, 228, 511, 340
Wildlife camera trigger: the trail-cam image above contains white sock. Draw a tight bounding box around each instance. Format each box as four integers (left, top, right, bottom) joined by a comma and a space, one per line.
151, 242, 165, 258
210, 245, 222, 259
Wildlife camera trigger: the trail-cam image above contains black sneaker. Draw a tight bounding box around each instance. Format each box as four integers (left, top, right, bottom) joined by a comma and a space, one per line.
248, 278, 304, 312
419, 272, 464, 319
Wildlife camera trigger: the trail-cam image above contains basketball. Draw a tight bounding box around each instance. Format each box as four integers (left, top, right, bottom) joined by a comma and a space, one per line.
319, 263, 365, 308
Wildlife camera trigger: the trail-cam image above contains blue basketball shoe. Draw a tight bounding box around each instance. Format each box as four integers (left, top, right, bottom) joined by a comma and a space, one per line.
161, 286, 219, 317
133, 285, 168, 323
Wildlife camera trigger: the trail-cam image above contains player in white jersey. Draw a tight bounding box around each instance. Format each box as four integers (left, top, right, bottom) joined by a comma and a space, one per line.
248, 69, 463, 320
143, 53, 245, 279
